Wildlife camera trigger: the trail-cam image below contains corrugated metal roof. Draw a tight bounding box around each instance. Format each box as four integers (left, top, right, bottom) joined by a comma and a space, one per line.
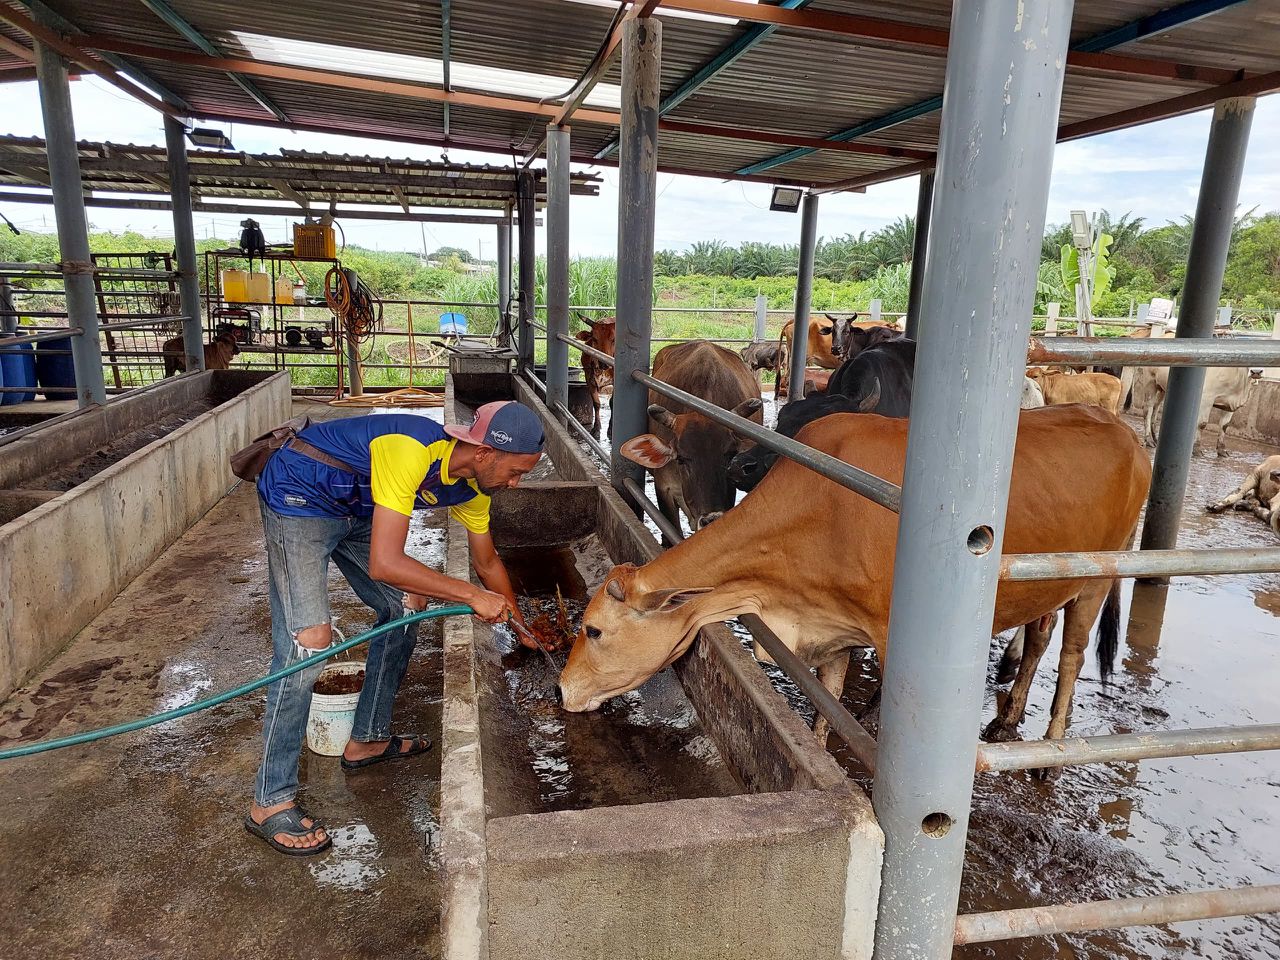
0, 135, 600, 211
11, 0, 1278, 189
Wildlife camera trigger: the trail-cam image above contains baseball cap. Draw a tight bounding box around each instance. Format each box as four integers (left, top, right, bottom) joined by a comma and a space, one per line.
445, 401, 545, 454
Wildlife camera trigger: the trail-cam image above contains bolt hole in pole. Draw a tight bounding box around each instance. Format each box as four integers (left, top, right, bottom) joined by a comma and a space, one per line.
921, 812, 953, 838
967, 525, 995, 556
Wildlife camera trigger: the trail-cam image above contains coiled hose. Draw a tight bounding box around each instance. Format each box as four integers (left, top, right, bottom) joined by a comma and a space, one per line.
0, 605, 472, 762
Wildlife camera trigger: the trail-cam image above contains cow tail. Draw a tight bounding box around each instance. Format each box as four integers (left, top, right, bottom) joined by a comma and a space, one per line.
1096, 579, 1123, 686
775, 324, 789, 395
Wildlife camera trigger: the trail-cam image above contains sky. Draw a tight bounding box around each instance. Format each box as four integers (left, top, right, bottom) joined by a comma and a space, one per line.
1, 75, 1278, 258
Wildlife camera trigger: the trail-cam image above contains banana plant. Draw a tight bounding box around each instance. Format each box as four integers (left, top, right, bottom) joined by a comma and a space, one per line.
1059, 232, 1116, 312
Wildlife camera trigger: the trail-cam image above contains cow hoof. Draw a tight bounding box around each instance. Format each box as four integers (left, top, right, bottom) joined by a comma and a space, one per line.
981, 719, 1021, 743
1030, 765, 1061, 783
1206, 503, 1224, 513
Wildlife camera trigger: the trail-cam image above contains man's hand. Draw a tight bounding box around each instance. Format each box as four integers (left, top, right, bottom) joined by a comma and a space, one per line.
468, 587, 513, 624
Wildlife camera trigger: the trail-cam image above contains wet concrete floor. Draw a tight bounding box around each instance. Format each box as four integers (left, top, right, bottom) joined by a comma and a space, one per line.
0, 402, 449, 959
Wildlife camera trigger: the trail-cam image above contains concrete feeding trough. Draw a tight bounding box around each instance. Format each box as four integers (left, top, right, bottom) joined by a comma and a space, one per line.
439, 361, 884, 960
0, 370, 290, 700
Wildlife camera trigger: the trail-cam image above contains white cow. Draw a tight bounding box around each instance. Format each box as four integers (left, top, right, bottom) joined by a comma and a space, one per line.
1145, 365, 1254, 456
1020, 376, 1045, 409
1207, 454, 1280, 534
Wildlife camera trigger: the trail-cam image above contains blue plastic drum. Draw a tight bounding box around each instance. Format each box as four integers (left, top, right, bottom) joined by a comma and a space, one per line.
34, 335, 76, 393
0, 334, 36, 405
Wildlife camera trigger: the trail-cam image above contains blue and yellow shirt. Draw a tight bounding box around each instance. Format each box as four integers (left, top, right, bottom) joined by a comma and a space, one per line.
257, 414, 490, 533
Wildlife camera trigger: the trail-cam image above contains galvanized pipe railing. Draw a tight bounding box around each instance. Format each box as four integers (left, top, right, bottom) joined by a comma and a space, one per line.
554, 399, 609, 461
1027, 336, 1280, 366
559, 331, 615, 368
1, 325, 84, 345
954, 883, 1280, 946
633, 369, 902, 512
976, 724, 1280, 773
1001, 547, 1280, 582
621, 476, 683, 544
739, 613, 879, 774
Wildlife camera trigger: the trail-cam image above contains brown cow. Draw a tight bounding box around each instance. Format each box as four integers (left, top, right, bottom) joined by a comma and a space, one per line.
562, 405, 1150, 757
573, 314, 616, 437
1026, 368, 1123, 414
162, 331, 240, 377
1207, 454, 1280, 533
776, 317, 840, 398
620, 340, 762, 539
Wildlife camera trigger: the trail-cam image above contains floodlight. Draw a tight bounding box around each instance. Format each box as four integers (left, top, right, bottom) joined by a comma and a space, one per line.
770, 186, 803, 213
1069, 209, 1091, 250
185, 127, 234, 150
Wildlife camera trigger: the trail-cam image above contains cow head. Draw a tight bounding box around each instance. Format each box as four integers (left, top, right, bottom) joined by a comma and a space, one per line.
825, 314, 860, 359
728, 378, 880, 493
559, 564, 715, 712
621, 398, 762, 528
216, 331, 242, 356
576, 313, 617, 355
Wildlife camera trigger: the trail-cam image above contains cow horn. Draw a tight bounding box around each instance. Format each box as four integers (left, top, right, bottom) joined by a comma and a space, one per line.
606, 578, 626, 602
857, 377, 881, 412
648, 404, 677, 429
574, 312, 594, 325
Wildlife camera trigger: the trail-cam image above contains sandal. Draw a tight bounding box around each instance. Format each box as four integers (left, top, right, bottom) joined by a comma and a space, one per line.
244, 806, 333, 857
340, 734, 433, 771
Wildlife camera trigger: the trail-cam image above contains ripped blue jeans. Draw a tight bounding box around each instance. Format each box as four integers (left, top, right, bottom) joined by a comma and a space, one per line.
254, 498, 418, 807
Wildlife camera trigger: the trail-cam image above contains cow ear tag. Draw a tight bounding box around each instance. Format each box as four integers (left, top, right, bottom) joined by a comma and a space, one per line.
621, 434, 676, 469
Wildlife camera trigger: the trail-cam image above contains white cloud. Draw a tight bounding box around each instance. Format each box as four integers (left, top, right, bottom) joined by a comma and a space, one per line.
1, 76, 1278, 258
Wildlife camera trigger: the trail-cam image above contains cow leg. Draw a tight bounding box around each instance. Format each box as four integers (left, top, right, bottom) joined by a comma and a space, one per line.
813, 652, 850, 747
1208, 471, 1258, 513
982, 615, 1052, 743
1034, 582, 1113, 780
590, 391, 602, 438
1215, 407, 1236, 458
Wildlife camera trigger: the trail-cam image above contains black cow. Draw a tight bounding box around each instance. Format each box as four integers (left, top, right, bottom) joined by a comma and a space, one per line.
728, 338, 915, 492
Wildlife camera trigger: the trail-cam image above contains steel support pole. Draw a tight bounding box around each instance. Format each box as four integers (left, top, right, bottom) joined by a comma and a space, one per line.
163, 114, 204, 372
516, 171, 536, 371
497, 205, 512, 345
0, 277, 16, 335
788, 192, 818, 403
545, 124, 571, 420
610, 17, 661, 495
904, 169, 934, 340
34, 30, 106, 407
1141, 97, 1255, 553
871, 5, 1073, 959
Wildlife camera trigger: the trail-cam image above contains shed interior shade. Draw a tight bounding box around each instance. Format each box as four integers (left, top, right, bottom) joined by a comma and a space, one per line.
2, 0, 1276, 188
233, 31, 624, 109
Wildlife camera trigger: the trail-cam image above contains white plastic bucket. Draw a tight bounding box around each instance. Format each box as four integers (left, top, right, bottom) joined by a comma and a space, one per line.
306, 660, 366, 756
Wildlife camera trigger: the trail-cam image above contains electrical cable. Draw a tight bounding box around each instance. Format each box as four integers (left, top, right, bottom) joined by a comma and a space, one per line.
513, 0, 628, 155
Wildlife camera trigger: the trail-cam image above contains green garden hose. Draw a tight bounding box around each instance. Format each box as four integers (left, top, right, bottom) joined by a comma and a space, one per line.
0, 604, 473, 762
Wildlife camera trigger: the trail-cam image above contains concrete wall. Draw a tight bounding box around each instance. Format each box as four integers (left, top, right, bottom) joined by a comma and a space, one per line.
0, 371, 289, 700
1232, 378, 1280, 448
487, 791, 883, 960
442, 365, 884, 960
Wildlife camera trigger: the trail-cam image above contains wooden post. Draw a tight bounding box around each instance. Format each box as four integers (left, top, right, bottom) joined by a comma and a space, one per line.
1046, 302, 1060, 337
